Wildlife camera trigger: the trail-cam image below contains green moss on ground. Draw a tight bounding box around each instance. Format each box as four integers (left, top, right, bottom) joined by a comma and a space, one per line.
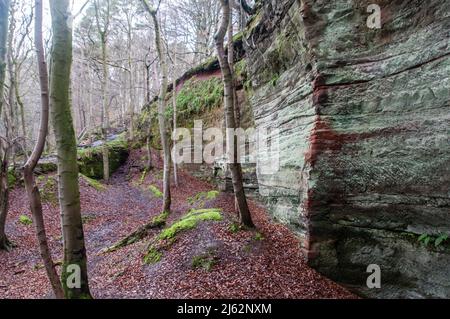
143, 209, 222, 264
102, 211, 170, 254
158, 209, 222, 240
148, 185, 163, 198
81, 214, 96, 224
40, 176, 58, 205
19, 215, 33, 226
79, 174, 107, 191
191, 251, 218, 271
143, 246, 163, 265
187, 190, 220, 208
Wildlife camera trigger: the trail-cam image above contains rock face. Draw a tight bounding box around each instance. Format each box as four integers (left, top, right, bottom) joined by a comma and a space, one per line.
78, 135, 129, 180
245, 0, 450, 298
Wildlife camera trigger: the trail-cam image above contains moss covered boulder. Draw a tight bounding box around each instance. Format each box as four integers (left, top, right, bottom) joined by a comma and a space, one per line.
78, 134, 129, 180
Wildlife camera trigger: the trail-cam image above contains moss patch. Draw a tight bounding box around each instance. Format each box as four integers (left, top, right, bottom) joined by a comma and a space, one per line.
159, 209, 222, 241
143, 246, 163, 265
187, 190, 220, 208
81, 214, 96, 224
143, 209, 222, 264
192, 251, 218, 272
79, 174, 106, 191
169, 77, 224, 127
78, 133, 129, 179
40, 176, 58, 205
7, 168, 17, 188
19, 215, 33, 226
102, 211, 170, 254
148, 185, 163, 198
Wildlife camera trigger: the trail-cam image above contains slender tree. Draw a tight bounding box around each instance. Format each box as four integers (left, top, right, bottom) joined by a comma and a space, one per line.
141, 0, 171, 213
172, 35, 178, 187
0, 0, 12, 251
215, 0, 254, 227
94, 0, 111, 182
49, 0, 92, 299
23, 0, 65, 299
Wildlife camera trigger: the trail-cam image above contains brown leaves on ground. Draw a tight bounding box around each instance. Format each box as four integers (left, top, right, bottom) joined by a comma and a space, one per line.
0, 149, 356, 299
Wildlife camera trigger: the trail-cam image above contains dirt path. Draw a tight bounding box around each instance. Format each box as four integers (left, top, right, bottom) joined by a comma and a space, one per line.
0, 148, 356, 299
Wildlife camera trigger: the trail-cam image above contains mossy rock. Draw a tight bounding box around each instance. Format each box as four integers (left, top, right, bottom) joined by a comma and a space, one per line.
78, 134, 129, 180
36, 160, 58, 174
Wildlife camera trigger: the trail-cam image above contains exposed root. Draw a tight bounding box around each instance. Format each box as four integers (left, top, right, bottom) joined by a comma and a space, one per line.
101, 211, 169, 253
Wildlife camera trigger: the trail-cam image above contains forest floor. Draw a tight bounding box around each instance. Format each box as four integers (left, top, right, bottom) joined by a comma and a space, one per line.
0, 148, 356, 299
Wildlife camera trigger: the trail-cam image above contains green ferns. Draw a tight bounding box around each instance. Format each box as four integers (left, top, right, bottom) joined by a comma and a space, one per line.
171, 77, 223, 122
418, 233, 449, 248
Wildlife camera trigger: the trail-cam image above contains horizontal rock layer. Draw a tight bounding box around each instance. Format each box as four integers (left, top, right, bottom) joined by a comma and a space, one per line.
245, 0, 450, 298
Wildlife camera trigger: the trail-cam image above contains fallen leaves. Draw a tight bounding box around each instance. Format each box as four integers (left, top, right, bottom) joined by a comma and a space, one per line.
0, 148, 356, 299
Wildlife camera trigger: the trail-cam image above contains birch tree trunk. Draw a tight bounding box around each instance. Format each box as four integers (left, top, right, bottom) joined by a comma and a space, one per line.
215, 0, 254, 228
142, 0, 171, 213
49, 0, 92, 299
23, 0, 65, 298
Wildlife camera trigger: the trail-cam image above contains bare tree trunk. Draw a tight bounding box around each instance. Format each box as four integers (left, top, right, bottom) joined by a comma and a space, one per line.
7, 5, 17, 168
49, 0, 92, 299
0, 0, 9, 116
0, 0, 11, 251
146, 124, 153, 170
14, 73, 27, 153
126, 5, 135, 141
215, 0, 254, 228
172, 41, 178, 187
0, 146, 11, 251
94, 0, 111, 182
23, 0, 65, 299
142, 0, 171, 213
145, 61, 151, 104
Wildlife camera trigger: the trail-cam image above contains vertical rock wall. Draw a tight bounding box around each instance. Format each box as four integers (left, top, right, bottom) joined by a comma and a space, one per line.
245, 0, 450, 298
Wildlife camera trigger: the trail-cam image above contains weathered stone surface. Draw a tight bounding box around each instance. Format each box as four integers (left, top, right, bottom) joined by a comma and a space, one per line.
245, 0, 450, 298
78, 135, 129, 180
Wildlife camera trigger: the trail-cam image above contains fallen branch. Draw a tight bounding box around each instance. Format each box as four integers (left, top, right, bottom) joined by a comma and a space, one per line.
101, 211, 169, 253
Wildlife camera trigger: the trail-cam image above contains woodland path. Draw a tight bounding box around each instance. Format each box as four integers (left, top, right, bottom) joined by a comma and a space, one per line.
0, 148, 356, 299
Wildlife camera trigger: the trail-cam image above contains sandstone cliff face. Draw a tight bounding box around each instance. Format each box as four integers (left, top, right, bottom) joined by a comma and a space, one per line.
245, 0, 450, 298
